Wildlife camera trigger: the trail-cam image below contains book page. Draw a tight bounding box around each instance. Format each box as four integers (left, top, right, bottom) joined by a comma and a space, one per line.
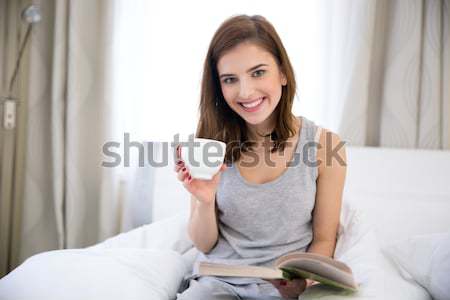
198, 262, 284, 279
274, 252, 357, 289
275, 252, 352, 274
280, 267, 357, 291
278, 257, 356, 288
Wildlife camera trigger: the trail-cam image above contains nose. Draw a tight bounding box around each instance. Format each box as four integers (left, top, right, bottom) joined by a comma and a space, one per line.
238, 78, 255, 100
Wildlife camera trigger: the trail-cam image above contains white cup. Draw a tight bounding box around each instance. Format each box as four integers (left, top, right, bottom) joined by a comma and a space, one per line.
179, 138, 226, 180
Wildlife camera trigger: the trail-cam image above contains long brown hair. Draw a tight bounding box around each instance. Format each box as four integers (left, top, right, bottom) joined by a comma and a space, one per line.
195, 14, 297, 165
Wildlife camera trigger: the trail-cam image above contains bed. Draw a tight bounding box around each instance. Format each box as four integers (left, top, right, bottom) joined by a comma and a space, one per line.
0, 146, 449, 300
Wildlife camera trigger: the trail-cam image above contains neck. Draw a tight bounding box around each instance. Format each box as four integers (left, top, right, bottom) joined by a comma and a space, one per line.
246, 115, 276, 143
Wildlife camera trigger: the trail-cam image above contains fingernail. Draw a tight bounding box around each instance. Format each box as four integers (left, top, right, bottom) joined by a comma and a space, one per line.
177, 160, 183, 165
182, 167, 186, 172
188, 175, 192, 180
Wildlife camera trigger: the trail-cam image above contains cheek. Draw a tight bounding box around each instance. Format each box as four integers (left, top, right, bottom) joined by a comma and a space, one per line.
264, 77, 283, 100
221, 85, 237, 104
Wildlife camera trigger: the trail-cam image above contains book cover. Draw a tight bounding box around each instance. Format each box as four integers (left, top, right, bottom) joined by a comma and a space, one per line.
198, 252, 358, 292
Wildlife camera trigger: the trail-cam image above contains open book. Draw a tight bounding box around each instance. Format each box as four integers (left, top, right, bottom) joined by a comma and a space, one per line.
198, 252, 358, 292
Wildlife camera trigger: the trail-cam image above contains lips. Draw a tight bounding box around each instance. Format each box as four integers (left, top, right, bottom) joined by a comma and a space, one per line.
238, 97, 265, 112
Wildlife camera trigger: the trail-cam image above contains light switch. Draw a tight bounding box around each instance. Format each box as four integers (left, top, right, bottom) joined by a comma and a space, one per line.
3, 100, 16, 130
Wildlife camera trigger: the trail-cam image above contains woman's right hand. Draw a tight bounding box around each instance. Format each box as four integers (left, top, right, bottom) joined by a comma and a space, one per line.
174, 144, 227, 204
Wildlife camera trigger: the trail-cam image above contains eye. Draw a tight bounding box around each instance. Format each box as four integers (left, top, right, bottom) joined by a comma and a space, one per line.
222, 77, 236, 84
252, 69, 266, 77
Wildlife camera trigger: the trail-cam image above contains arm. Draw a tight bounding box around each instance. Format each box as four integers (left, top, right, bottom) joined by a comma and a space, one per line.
307, 129, 347, 258
266, 130, 347, 297
174, 149, 226, 254
188, 195, 219, 253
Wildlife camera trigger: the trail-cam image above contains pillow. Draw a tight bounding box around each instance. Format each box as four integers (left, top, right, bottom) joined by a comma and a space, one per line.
382, 232, 450, 300
0, 248, 188, 300
333, 199, 379, 289
299, 199, 380, 299
91, 212, 193, 254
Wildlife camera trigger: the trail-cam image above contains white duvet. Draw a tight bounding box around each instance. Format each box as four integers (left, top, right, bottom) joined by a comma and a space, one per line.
0, 201, 430, 300
0, 248, 188, 300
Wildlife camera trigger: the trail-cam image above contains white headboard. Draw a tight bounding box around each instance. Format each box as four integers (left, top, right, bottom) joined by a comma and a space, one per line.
344, 146, 450, 246
151, 146, 450, 246
345, 146, 450, 197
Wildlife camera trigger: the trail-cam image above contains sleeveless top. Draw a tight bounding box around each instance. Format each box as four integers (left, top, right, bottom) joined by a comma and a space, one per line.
191, 116, 322, 285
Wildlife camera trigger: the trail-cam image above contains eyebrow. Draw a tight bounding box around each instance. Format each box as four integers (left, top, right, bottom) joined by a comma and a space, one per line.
219, 64, 268, 78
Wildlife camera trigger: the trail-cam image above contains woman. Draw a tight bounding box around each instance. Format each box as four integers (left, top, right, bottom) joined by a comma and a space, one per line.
174, 14, 346, 300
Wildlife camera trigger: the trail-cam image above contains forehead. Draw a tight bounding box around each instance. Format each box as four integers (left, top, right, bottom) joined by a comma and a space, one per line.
217, 42, 277, 74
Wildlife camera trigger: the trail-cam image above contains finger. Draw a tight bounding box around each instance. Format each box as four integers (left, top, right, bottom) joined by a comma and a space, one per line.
265, 279, 284, 287
173, 144, 179, 160
173, 160, 184, 172
177, 167, 190, 182
176, 144, 182, 159
282, 279, 303, 289
279, 280, 288, 286
174, 164, 182, 173
211, 164, 227, 181
179, 172, 190, 183
292, 278, 306, 286
306, 279, 318, 287
182, 173, 193, 187
176, 169, 184, 181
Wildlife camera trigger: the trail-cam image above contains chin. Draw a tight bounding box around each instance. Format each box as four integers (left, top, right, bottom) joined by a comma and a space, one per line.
242, 116, 264, 125
238, 111, 271, 125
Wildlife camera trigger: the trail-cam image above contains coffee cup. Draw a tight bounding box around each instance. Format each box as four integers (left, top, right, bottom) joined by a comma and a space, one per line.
179, 138, 226, 180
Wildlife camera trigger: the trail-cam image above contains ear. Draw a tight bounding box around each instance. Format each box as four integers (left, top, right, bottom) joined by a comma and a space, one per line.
279, 68, 287, 86
281, 72, 287, 86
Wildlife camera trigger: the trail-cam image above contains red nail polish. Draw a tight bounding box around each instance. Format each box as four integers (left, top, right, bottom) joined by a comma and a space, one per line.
182, 167, 186, 172
188, 175, 192, 180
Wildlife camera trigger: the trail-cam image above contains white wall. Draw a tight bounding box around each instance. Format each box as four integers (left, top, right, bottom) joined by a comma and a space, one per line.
111, 1, 329, 223
113, 0, 326, 142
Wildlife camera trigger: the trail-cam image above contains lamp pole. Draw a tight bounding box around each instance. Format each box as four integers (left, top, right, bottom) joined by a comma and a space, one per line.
2, 4, 41, 130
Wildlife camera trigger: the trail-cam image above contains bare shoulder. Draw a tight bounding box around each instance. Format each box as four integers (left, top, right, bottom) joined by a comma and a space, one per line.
316, 129, 347, 176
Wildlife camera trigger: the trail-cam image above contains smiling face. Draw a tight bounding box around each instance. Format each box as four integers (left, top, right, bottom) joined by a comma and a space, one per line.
217, 42, 287, 135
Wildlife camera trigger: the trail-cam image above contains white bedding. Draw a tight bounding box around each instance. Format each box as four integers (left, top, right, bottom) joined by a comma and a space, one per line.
298, 200, 431, 300
0, 204, 437, 300
0, 248, 188, 300
0, 201, 389, 300
300, 251, 431, 300
1, 147, 449, 300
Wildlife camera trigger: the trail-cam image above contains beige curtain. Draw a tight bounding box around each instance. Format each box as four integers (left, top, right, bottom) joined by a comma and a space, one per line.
322, 0, 450, 149
0, 0, 126, 276
0, 0, 29, 278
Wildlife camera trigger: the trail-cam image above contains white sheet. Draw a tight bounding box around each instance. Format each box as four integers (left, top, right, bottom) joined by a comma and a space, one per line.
5, 145, 450, 300
0, 248, 188, 300
383, 233, 450, 300
300, 251, 431, 300
0, 204, 433, 300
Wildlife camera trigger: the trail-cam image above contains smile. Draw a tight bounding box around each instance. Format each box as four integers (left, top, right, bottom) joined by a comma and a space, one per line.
238, 97, 265, 112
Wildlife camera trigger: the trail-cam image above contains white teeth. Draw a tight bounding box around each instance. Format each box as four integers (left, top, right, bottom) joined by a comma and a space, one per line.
241, 98, 264, 108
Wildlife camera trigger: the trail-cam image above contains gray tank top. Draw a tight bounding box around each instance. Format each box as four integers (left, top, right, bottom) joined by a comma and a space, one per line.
191, 116, 322, 285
